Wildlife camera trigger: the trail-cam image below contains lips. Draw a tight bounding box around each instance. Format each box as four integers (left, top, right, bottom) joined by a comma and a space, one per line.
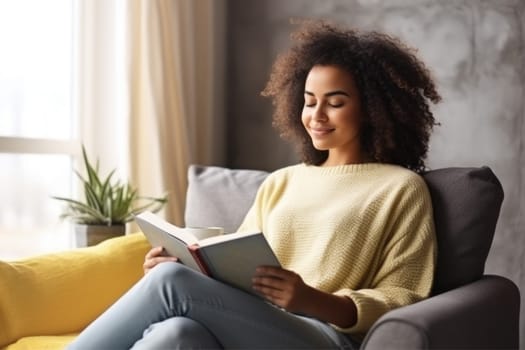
310, 127, 335, 137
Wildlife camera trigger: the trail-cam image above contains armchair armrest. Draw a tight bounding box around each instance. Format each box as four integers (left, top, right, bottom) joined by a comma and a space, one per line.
361, 275, 520, 350
0, 233, 151, 348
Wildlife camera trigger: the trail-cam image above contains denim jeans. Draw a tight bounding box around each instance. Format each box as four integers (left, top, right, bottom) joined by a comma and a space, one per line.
68, 262, 360, 349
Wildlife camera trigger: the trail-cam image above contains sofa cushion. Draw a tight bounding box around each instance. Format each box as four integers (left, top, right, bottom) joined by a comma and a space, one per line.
185, 165, 269, 233
422, 167, 504, 294
0, 233, 150, 348
4, 335, 77, 350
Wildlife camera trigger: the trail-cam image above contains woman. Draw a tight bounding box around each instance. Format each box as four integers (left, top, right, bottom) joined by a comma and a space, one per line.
69, 21, 441, 349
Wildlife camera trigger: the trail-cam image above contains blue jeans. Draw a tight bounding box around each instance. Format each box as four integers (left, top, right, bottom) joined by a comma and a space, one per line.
68, 262, 360, 349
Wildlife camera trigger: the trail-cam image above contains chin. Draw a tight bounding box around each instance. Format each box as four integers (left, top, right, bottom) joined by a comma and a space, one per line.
312, 142, 330, 151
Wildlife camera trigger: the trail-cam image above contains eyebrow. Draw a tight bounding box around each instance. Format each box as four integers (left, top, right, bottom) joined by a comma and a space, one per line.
304, 90, 350, 97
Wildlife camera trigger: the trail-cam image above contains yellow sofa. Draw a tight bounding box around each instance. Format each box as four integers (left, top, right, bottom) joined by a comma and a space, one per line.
0, 233, 151, 350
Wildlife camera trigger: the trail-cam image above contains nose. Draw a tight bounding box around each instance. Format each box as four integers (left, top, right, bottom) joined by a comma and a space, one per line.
312, 105, 327, 122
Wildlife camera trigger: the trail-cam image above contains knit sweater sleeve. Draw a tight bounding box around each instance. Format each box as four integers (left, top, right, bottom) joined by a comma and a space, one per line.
333, 175, 436, 335
236, 203, 261, 234
236, 169, 285, 234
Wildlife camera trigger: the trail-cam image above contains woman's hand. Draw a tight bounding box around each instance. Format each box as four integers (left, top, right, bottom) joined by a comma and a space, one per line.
143, 246, 178, 275
252, 266, 314, 313
252, 265, 358, 328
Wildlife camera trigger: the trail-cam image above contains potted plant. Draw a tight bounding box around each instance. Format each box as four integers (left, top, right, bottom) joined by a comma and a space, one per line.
53, 146, 168, 247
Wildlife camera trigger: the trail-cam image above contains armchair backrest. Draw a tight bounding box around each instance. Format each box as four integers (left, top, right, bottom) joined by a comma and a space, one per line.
422, 167, 504, 294
185, 165, 504, 295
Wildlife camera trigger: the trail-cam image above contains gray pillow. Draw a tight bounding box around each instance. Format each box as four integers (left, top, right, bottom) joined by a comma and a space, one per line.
423, 167, 504, 294
185, 165, 269, 234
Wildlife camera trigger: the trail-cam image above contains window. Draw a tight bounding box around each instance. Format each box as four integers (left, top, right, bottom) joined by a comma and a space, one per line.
0, 0, 78, 259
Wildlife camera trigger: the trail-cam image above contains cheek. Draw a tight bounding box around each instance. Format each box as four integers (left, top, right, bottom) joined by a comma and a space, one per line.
301, 110, 309, 128
340, 107, 362, 126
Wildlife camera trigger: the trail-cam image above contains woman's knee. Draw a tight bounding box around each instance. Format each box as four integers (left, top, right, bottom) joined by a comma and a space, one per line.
132, 317, 221, 349
146, 261, 195, 285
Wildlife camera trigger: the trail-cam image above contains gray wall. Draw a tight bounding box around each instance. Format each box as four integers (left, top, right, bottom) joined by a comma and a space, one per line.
225, 0, 524, 345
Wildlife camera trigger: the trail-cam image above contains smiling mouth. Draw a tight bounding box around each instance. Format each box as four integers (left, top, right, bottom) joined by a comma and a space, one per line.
310, 128, 335, 136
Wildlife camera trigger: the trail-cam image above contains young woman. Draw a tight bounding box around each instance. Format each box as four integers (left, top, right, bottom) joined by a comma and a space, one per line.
69, 21, 441, 350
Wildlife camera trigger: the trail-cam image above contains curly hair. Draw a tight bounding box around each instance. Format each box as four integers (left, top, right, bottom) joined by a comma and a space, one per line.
262, 21, 441, 173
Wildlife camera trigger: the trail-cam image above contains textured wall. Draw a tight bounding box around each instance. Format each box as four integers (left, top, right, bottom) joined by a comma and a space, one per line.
226, 0, 524, 345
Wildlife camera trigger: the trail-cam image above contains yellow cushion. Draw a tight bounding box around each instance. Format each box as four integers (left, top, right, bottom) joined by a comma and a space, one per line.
3, 335, 77, 350
0, 233, 151, 348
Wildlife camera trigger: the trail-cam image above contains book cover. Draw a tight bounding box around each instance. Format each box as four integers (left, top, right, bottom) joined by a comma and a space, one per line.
134, 211, 281, 294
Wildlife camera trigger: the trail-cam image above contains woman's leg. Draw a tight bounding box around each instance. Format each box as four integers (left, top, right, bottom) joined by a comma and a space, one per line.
130, 317, 221, 350
68, 262, 357, 349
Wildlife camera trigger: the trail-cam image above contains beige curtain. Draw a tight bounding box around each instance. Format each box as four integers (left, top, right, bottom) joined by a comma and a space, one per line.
127, 0, 225, 226
77, 0, 130, 176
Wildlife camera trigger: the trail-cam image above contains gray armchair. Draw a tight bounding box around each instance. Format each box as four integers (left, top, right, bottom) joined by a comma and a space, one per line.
185, 165, 520, 350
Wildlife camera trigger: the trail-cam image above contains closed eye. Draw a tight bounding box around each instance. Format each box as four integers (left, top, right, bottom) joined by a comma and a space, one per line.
305, 102, 343, 108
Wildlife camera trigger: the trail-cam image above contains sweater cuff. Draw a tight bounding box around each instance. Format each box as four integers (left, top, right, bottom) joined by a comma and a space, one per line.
332, 289, 387, 336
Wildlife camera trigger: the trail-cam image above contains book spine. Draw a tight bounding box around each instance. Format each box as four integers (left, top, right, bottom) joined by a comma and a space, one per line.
187, 244, 212, 276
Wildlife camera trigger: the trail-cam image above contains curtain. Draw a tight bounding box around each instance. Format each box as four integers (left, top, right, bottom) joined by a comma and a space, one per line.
127, 0, 225, 226
77, 0, 130, 178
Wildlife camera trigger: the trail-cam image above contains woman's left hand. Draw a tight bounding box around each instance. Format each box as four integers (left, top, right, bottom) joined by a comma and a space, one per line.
252, 266, 313, 313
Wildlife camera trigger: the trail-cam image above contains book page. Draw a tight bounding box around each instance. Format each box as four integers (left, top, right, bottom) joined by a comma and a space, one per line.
136, 211, 199, 245
134, 212, 201, 271
198, 231, 260, 247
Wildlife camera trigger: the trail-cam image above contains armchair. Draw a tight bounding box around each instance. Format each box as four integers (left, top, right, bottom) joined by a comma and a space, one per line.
186, 165, 520, 350
0, 165, 520, 349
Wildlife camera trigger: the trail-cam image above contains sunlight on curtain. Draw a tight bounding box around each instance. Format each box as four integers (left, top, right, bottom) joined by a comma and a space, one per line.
126, 0, 225, 226
76, 0, 129, 179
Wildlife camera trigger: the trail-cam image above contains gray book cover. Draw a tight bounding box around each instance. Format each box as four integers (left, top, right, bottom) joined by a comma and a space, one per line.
197, 232, 281, 294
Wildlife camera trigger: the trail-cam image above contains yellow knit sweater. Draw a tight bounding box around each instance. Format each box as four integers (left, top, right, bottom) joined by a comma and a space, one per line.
237, 163, 436, 339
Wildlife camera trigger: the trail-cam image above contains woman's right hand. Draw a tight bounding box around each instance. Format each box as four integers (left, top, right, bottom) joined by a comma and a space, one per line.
143, 246, 179, 274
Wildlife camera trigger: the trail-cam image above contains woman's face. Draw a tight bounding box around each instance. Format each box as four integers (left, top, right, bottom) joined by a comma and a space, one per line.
301, 65, 364, 165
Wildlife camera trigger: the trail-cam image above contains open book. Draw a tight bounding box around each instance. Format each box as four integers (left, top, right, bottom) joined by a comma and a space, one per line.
134, 211, 281, 295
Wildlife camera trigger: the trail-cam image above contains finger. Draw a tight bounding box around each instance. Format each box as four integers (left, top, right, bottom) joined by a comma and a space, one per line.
253, 285, 286, 307
252, 276, 286, 292
145, 246, 164, 259
252, 275, 281, 286
143, 259, 156, 270
157, 256, 178, 264
144, 257, 176, 274
144, 256, 177, 269
261, 293, 281, 305
255, 266, 295, 279
253, 283, 283, 296
252, 282, 279, 297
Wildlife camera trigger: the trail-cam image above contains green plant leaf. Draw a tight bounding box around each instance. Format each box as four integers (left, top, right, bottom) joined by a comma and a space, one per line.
52, 144, 168, 225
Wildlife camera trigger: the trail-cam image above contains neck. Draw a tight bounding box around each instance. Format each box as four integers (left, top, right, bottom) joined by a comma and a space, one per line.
322, 150, 370, 167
